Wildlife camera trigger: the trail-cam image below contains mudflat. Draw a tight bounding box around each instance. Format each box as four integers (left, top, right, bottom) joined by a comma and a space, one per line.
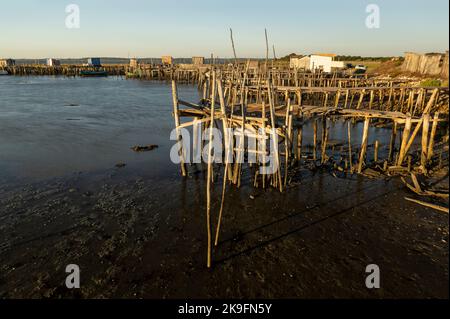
0, 165, 447, 298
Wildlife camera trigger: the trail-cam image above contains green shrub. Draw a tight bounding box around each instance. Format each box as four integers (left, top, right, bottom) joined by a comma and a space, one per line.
420, 79, 442, 87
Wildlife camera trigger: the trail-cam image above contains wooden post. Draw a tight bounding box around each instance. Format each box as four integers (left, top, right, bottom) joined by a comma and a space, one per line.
205, 71, 216, 268
357, 117, 370, 173
421, 114, 430, 168
321, 116, 327, 160
369, 90, 374, 109
262, 101, 267, 189
268, 83, 283, 192
388, 121, 397, 162
387, 86, 393, 110
356, 90, 365, 109
427, 112, 440, 161
348, 121, 353, 172
171, 81, 187, 176
378, 89, 383, 109
284, 99, 292, 186
412, 89, 423, 116
297, 125, 303, 165
399, 88, 405, 112
192, 117, 200, 164
313, 119, 318, 161
320, 116, 328, 164
334, 90, 341, 108
397, 114, 412, 166
217, 79, 232, 179
214, 79, 230, 247
344, 90, 349, 108
321, 124, 329, 164
323, 93, 329, 107
374, 140, 379, 162
406, 90, 413, 113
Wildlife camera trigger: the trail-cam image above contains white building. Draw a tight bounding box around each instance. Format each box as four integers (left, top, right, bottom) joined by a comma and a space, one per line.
0, 59, 15, 67
47, 58, 61, 66
290, 54, 344, 73
310, 54, 344, 73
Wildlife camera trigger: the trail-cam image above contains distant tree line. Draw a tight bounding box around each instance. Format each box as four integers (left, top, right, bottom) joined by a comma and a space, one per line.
277, 54, 404, 62
334, 56, 403, 62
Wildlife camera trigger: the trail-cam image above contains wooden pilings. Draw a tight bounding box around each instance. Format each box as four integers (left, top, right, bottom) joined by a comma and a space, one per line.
6, 65, 126, 76
170, 72, 448, 268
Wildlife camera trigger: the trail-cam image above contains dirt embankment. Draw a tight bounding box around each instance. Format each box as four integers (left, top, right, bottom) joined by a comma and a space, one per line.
370, 59, 449, 84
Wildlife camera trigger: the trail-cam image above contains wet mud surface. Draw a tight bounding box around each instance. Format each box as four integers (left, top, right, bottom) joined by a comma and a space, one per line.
0, 165, 448, 298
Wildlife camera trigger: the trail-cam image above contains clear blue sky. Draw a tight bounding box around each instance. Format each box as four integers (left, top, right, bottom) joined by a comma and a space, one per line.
0, 0, 448, 58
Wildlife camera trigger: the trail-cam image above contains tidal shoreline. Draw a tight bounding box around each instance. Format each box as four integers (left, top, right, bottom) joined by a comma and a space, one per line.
0, 164, 447, 298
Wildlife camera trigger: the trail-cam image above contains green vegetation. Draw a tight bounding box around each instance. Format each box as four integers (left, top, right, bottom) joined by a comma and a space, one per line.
277, 53, 302, 62
335, 56, 402, 62
420, 79, 446, 87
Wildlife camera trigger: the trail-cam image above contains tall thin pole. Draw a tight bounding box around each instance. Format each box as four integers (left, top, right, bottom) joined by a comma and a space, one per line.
230, 28, 237, 66
206, 71, 216, 268
265, 28, 269, 79
215, 78, 229, 246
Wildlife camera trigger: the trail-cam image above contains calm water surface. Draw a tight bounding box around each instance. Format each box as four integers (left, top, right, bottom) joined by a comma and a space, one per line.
0, 76, 200, 184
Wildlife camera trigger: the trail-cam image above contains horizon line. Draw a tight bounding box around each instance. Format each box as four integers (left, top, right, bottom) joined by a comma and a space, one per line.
3, 53, 433, 60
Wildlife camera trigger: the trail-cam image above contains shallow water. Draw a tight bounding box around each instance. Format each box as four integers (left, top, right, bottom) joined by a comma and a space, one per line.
0, 76, 200, 184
